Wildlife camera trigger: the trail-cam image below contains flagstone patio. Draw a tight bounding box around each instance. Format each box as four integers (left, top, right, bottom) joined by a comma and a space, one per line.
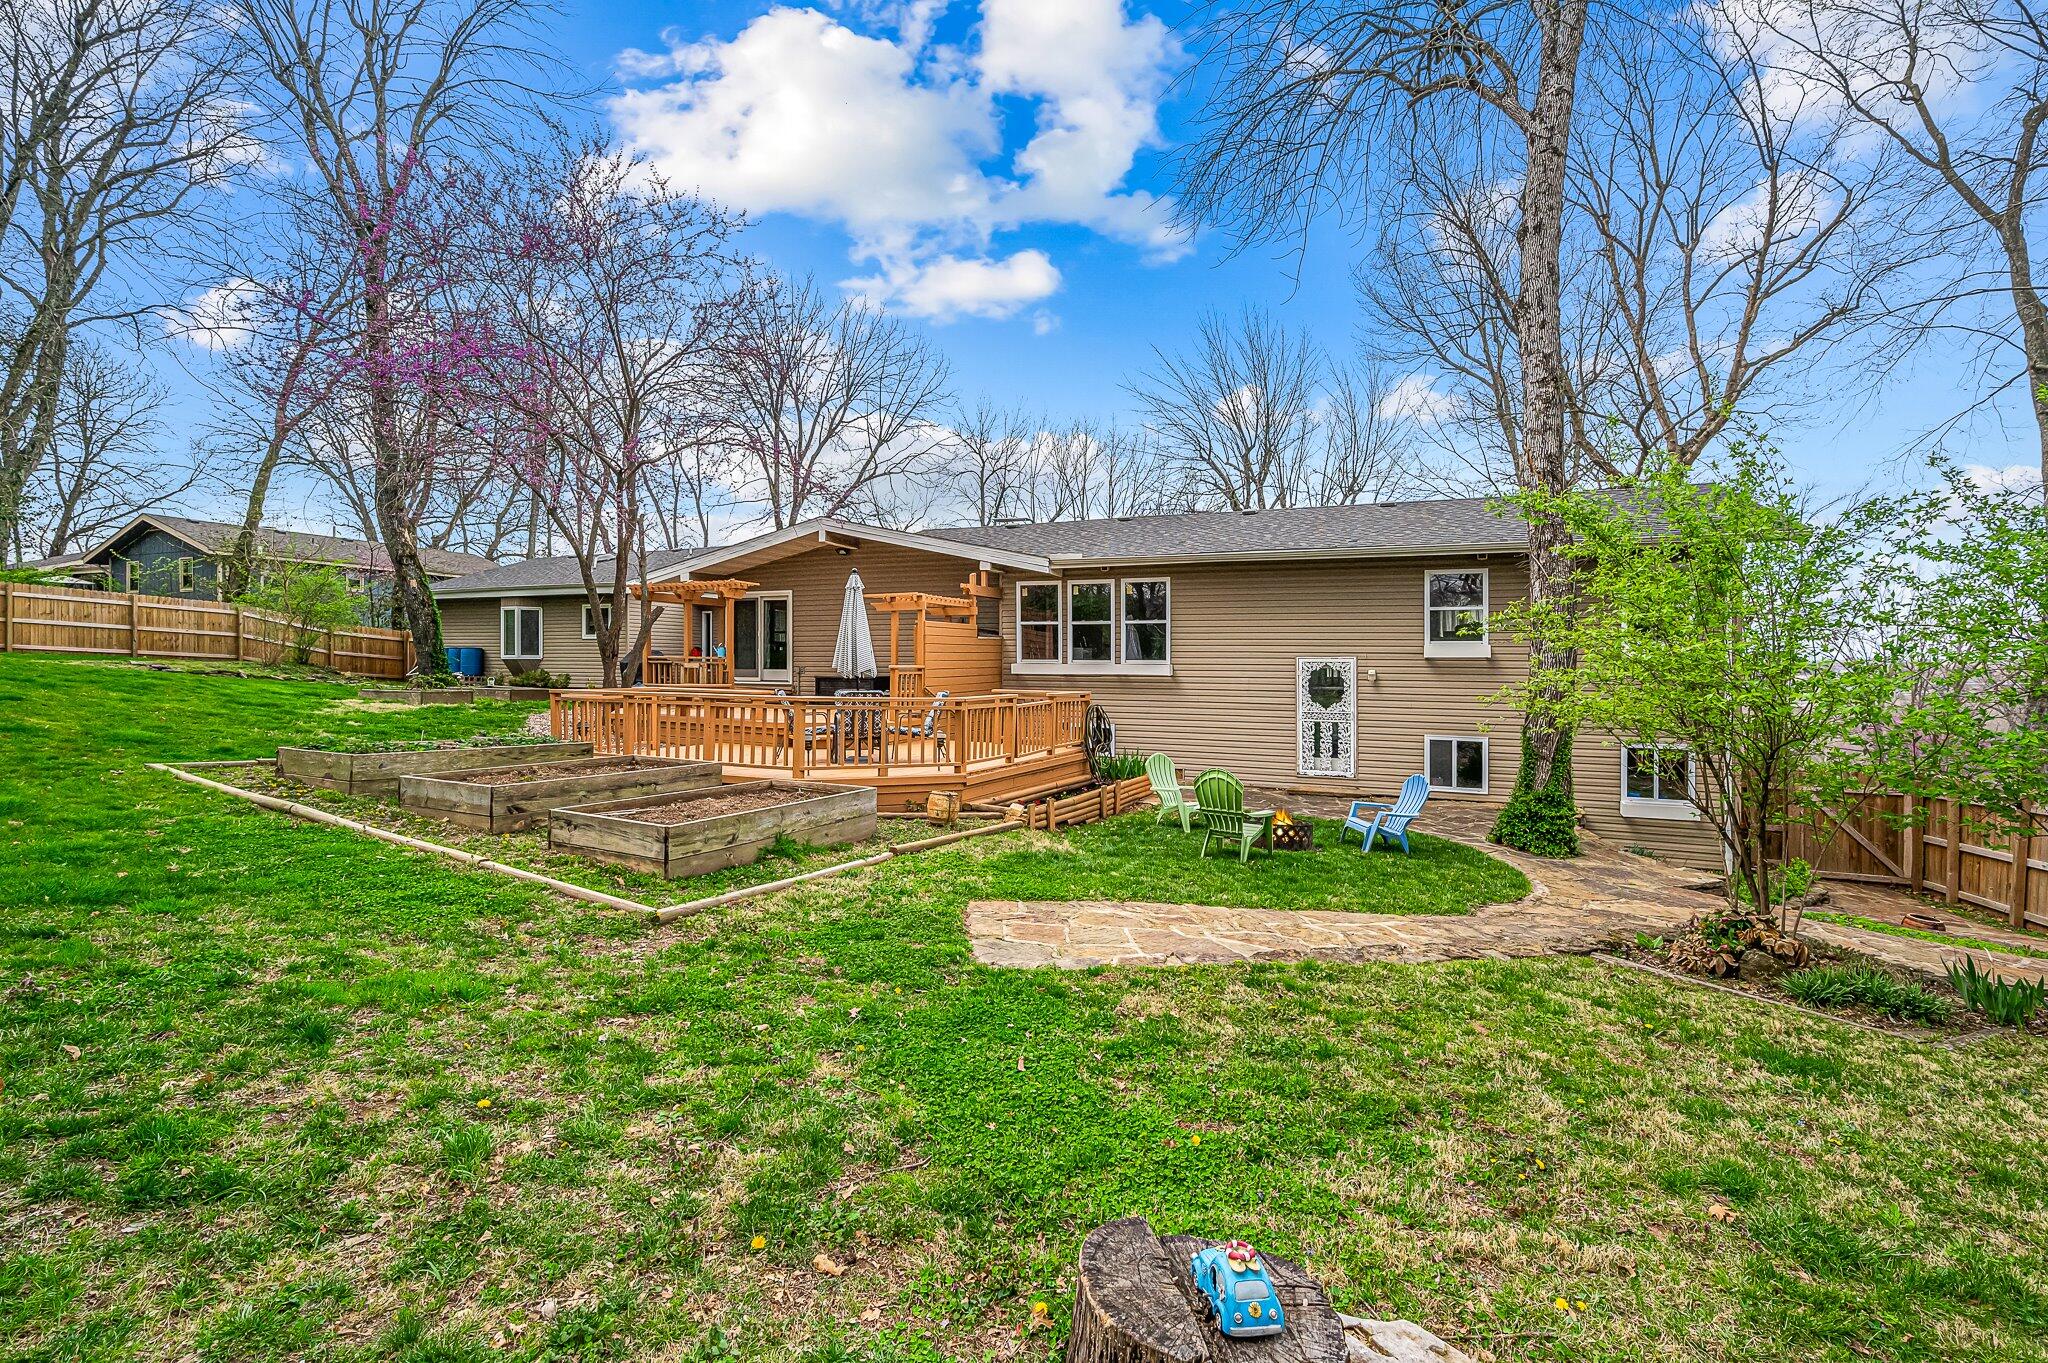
966, 799, 2048, 979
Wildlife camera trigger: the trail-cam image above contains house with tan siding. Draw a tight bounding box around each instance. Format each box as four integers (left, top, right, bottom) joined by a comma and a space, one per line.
430, 498, 1724, 869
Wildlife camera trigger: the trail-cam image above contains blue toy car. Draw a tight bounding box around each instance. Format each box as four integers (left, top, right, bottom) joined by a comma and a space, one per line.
1189, 1240, 1287, 1339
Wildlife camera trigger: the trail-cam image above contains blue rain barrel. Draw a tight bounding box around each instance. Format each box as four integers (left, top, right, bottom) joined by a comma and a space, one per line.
456, 647, 485, 677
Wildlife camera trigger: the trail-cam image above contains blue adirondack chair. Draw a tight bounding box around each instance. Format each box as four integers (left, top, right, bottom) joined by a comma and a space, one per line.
1340, 774, 1431, 853
1193, 769, 1275, 863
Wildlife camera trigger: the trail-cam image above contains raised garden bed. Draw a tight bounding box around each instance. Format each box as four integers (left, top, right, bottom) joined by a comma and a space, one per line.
550, 780, 878, 878
277, 740, 592, 796
398, 756, 722, 832
358, 685, 554, 704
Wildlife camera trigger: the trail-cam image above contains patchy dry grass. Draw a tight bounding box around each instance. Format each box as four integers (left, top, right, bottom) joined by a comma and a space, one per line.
2, 656, 2046, 1363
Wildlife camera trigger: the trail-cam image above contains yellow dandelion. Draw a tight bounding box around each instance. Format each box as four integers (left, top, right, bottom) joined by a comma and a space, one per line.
476, 1098, 491, 1109
1189, 1134, 1201, 1146
1032, 1301, 1047, 1316
750, 1235, 766, 1251
1554, 1298, 1570, 1312
1574, 1300, 1588, 1311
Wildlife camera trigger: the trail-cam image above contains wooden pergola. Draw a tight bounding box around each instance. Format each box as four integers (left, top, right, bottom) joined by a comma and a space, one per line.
636, 578, 757, 683
867, 575, 999, 695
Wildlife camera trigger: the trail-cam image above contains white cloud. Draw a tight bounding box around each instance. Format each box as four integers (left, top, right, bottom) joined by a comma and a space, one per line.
609, 2, 1183, 322
843, 248, 1060, 320
1698, 173, 1833, 261
1376, 373, 1462, 426
162, 278, 259, 350
1964, 462, 2043, 495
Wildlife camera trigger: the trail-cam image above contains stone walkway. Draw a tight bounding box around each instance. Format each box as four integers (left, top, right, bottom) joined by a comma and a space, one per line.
967, 798, 2048, 980
1802, 881, 2048, 985
969, 803, 1725, 969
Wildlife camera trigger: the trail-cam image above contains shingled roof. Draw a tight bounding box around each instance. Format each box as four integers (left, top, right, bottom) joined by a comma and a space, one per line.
37, 514, 499, 579
923, 494, 1526, 563
430, 548, 709, 596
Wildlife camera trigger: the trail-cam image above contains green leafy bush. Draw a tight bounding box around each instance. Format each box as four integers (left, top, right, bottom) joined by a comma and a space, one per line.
505, 668, 568, 688
1490, 728, 1580, 857
1944, 955, 2046, 1027
1094, 751, 1147, 782
236, 566, 362, 664
1782, 962, 1952, 1024
1736, 858, 1815, 908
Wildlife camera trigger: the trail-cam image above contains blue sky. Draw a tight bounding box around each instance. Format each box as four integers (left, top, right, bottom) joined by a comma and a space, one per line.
156, 0, 2042, 536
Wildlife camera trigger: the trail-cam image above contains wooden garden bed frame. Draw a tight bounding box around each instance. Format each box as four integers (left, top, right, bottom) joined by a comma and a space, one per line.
550, 779, 880, 878
398, 756, 722, 833
277, 740, 592, 796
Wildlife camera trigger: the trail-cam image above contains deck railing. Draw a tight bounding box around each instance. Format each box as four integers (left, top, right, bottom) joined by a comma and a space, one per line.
644, 656, 731, 686
550, 686, 1090, 779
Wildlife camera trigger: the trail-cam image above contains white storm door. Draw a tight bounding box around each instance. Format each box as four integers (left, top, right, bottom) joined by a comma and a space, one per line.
1297, 656, 1356, 778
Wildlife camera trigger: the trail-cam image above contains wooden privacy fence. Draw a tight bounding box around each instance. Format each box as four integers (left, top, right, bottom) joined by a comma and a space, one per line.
0, 582, 412, 678
1773, 792, 2045, 931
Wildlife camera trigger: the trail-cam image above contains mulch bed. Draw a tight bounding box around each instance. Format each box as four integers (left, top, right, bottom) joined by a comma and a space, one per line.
461, 759, 658, 785
616, 790, 816, 823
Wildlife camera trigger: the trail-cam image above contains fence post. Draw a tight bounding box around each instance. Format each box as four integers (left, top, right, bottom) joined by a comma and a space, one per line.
232, 606, 245, 662
128, 593, 140, 656
1947, 798, 1963, 906
1, 581, 11, 652
2015, 815, 2036, 930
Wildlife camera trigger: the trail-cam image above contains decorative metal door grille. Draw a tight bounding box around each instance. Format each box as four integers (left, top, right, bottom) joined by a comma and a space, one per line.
1296, 656, 1355, 778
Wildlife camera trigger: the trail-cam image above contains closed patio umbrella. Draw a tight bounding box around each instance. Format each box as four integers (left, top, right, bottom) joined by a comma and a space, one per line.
832, 570, 878, 681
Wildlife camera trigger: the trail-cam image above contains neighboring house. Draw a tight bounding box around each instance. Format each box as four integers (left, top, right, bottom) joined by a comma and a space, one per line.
30, 514, 497, 620
430, 497, 1723, 869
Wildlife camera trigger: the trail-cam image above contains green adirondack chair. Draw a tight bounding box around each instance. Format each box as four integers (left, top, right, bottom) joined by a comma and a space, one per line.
1193, 769, 1275, 863
1145, 752, 1195, 832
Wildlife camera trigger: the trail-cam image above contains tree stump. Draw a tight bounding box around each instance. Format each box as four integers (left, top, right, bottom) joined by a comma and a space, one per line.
1065, 1217, 1347, 1363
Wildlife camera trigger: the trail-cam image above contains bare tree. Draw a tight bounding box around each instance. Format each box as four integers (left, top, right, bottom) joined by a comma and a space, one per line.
1126, 305, 1323, 510
228, 0, 554, 668
1724, 0, 2048, 500
460, 139, 746, 687
1573, 16, 1905, 476
1312, 362, 1413, 504
1178, 0, 1593, 849
0, 0, 242, 561
713, 272, 951, 530
20, 338, 200, 558
946, 398, 1037, 525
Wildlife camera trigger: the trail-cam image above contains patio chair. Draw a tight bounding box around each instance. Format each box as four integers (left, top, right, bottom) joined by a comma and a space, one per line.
1145, 752, 1195, 832
885, 690, 950, 756
1193, 769, 1275, 864
1340, 774, 1431, 854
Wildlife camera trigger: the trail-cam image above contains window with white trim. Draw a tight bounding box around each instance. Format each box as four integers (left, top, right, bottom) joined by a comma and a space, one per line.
1424, 569, 1490, 657
500, 606, 542, 660
176, 558, 195, 592
580, 602, 613, 639
1068, 581, 1114, 663
1017, 582, 1060, 663
1425, 736, 1488, 793
1622, 744, 1698, 820
1122, 579, 1169, 664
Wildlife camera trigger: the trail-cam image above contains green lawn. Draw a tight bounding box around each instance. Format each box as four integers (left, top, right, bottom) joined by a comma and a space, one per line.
2, 655, 2046, 1363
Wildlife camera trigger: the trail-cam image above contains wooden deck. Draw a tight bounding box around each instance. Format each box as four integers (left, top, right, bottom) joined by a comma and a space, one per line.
549, 686, 1093, 813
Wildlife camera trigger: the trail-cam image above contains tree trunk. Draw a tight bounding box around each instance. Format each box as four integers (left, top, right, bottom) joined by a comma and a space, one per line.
1490, 0, 1588, 854
2005, 223, 2048, 502
1065, 1217, 1345, 1363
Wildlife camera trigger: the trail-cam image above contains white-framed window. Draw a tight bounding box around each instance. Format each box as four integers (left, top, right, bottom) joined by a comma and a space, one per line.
1424, 568, 1491, 658
1067, 580, 1114, 663
731, 590, 792, 683
1621, 744, 1699, 821
1425, 735, 1488, 794
1016, 582, 1061, 666
1122, 578, 1170, 666
580, 602, 613, 639
500, 605, 543, 661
